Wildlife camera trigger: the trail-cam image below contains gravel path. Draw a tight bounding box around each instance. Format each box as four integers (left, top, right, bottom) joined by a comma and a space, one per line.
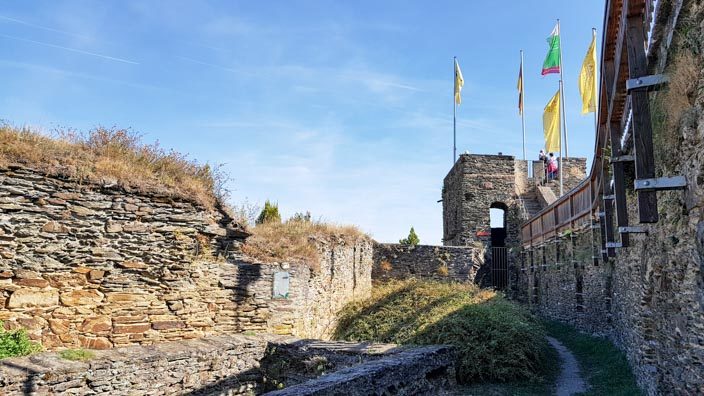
547, 336, 587, 396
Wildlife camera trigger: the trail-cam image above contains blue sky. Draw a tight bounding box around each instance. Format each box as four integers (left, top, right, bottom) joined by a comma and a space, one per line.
0, 1, 604, 244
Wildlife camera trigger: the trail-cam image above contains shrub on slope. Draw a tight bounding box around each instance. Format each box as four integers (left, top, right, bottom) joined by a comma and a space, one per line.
334, 280, 550, 383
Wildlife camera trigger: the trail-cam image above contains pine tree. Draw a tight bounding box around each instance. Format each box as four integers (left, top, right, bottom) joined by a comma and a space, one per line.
399, 226, 420, 246
256, 200, 281, 225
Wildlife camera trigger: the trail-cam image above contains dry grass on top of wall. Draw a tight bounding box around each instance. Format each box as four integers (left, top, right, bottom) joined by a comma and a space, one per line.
0, 124, 228, 210
241, 220, 367, 271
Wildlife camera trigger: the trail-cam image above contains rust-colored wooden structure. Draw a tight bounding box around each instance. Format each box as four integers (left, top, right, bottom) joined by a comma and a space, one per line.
521, 0, 684, 254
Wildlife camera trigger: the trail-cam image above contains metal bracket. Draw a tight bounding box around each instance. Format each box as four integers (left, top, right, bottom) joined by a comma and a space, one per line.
626, 74, 668, 91
603, 195, 615, 200
610, 155, 634, 163
634, 176, 687, 191
606, 242, 623, 248
619, 226, 648, 234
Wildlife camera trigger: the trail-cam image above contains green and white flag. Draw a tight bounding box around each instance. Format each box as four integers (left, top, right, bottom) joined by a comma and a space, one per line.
542, 24, 561, 75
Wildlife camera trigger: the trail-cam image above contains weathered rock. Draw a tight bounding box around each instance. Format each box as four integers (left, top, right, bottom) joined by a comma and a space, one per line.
80, 316, 112, 333
113, 323, 151, 334
41, 221, 70, 233
13, 278, 49, 288
60, 289, 104, 306
7, 288, 59, 308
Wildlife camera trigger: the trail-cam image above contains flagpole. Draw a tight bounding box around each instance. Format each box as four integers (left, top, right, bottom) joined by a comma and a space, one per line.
453, 56, 457, 163
520, 50, 526, 161
558, 80, 564, 196
557, 19, 569, 158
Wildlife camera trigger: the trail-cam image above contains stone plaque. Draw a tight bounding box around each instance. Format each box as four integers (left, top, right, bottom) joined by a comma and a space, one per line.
273, 271, 290, 299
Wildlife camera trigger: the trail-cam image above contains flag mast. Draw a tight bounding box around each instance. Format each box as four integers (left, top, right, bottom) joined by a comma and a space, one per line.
558, 19, 569, 158
453, 56, 457, 163
520, 50, 526, 161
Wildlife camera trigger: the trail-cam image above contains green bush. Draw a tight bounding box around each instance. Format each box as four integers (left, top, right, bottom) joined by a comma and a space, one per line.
0, 321, 42, 359
334, 280, 550, 383
399, 226, 420, 246
256, 200, 281, 225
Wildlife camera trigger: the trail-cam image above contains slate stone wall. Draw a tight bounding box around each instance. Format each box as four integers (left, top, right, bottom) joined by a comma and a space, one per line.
515, 1, 704, 393
0, 335, 456, 395
231, 238, 372, 339
372, 242, 484, 283
442, 154, 521, 248
0, 166, 372, 348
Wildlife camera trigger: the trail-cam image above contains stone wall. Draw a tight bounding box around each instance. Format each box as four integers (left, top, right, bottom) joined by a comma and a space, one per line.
372, 242, 484, 283
0, 334, 456, 395
531, 158, 587, 194
442, 154, 521, 248
267, 345, 456, 396
230, 238, 372, 339
516, 2, 704, 394
0, 166, 372, 348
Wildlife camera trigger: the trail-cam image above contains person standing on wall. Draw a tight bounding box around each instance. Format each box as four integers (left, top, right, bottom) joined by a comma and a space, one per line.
547, 152, 559, 181
539, 149, 548, 184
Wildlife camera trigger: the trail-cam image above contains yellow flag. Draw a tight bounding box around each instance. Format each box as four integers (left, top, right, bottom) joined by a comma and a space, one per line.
578, 34, 597, 114
454, 59, 464, 105
543, 89, 561, 153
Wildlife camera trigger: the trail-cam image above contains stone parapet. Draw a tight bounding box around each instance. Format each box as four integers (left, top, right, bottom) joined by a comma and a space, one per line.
0, 334, 456, 395
372, 242, 484, 282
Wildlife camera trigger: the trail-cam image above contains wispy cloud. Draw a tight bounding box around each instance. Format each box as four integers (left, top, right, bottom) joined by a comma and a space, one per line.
0, 33, 138, 65
0, 14, 92, 40
0, 60, 159, 91
176, 56, 251, 75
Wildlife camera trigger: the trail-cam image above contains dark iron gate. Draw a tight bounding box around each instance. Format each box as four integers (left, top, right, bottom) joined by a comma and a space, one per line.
490, 247, 508, 290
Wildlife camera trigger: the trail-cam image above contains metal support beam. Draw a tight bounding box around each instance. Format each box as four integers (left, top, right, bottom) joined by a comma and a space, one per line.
611, 155, 635, 163
626, 74, 668, 91
619, 226, 648, 234
634, 176, 687, 191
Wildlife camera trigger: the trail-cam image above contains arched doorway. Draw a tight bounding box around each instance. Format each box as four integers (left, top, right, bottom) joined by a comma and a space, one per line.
489, 202, 508, 290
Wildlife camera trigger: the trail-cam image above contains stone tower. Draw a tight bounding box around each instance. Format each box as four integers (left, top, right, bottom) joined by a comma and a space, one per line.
442, 154, 528, 249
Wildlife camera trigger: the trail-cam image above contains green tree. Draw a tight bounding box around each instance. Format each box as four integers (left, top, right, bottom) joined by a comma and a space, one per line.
289, 211, 312, 223
399, 226, 420, 246
256, 200, 281, 225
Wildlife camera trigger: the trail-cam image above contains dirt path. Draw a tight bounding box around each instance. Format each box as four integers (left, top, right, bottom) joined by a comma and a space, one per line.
547, 336, 587, 396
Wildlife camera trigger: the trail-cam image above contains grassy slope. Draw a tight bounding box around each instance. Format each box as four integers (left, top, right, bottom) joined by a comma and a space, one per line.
334, 280, 553, 384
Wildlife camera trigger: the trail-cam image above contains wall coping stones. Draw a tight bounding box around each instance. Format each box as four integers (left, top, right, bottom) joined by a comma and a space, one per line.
0, 334, 456, 396
264, 344, 457, 396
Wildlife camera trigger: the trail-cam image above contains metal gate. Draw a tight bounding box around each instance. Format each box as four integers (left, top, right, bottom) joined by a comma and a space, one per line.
490, 247, 508, 290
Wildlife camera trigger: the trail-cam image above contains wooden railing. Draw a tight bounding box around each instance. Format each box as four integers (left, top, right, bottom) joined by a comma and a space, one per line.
521, 0, 679, 252
521, 178, 594, 247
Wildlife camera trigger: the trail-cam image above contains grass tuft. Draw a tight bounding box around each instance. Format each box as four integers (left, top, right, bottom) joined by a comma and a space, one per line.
334, 280, 552, 384
58, 348, 96, 361
241, 219, 367, 271
0, 124, 229, 209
